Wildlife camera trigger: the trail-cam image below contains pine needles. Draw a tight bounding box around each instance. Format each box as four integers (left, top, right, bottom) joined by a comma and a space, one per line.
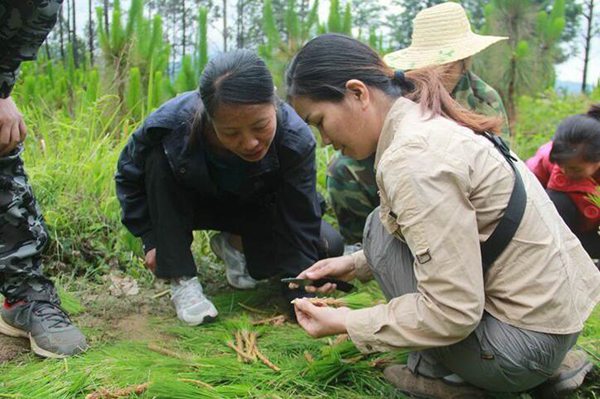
586, 186, 600, 207
292, 291, 379, 309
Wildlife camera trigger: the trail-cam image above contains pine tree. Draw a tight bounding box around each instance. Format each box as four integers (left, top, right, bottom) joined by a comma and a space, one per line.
327, 0, 342, 33
581, 0, 599, 92
476, 0, 565, 130
342, 3, 352, 35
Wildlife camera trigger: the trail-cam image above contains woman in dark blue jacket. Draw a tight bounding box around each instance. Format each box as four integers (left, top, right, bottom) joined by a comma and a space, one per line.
115, 50, 342, 325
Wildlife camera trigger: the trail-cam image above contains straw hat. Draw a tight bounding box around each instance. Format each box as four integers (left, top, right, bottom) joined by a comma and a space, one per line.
383, 2, 507, 70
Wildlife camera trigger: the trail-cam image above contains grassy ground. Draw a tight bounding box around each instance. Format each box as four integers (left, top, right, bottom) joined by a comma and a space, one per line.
0, 260, 598, 398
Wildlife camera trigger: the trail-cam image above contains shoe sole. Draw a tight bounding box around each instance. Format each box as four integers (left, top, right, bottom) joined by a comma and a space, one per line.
0, 316, 69, 359
183, 313, 218, 326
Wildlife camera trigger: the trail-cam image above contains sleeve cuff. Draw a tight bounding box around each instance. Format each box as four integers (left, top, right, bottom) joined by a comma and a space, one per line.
0, 71, 17, 99
141, 230, 156, 253
351, 250, 372, 282
345, 306, 387, 354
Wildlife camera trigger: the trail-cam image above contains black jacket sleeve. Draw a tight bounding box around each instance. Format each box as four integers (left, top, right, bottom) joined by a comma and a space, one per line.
115, 123, 169, 251
273, 118, 322, 274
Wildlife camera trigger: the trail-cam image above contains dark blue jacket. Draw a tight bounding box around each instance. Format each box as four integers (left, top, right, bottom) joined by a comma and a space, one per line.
115, 91, 322, 269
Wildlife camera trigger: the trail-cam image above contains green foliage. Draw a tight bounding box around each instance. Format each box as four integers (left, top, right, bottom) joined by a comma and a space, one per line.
260, 0, 325, 95
476, 0, 567, 126
328, 0, 342, 33
587, 187, 600, 208
512, 89, 600, 159
286, 0, 300, 41
195, 7, 209, 73
174, 55, 198, 94
126, 67, 143, 119
342, 3, 352, 35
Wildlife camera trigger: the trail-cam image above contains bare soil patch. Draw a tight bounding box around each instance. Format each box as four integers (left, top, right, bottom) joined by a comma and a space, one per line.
0, 335, 28, 364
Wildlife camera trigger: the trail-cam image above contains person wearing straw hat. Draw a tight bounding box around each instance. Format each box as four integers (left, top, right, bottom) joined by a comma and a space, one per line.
328, 2, 510, 252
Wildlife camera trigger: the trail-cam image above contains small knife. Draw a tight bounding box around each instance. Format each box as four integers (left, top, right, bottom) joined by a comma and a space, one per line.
281, 277, 355, 293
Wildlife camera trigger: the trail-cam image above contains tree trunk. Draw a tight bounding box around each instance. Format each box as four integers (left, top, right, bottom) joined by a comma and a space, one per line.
299, 0, 309, 23
59, 4, 65, 60
237, 0, 244, 49
223, 0, 228, 51
103, 0, 110, 36
182, 0, 187, 57
88, 0, 94, 65
582, 0, 595, 93
71, 0, 78, 67
171, 12, 177, 77
507, 55, 517, 135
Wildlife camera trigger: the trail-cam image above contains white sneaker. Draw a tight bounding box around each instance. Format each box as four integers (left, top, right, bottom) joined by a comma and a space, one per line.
170, 277, 218, 326
209, 232, 258, 289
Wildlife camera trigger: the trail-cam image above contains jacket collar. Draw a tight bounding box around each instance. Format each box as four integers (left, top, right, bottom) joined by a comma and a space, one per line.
145, 91, 201, 130
374, 97, 420, 169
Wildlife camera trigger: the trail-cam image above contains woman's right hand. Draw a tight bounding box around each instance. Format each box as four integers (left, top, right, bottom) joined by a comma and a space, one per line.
145, 248, 157, 273
291, 255, 356, 294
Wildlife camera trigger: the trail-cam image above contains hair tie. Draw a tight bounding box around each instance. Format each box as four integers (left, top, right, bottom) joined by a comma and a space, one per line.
392, 69, 415, 93
394, 70, 405, 81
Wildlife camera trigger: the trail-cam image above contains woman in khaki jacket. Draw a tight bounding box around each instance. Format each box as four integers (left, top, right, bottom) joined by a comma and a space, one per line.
286, 33, 600, 399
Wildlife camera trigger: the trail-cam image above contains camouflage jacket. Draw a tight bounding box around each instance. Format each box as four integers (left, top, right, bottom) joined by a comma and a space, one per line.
452, 70, 510, 137
0, 0, 62, 98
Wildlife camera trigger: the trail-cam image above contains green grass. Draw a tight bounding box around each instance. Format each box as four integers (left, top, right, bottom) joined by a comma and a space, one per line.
0, 285, 402, 399
0, 282, 597, 398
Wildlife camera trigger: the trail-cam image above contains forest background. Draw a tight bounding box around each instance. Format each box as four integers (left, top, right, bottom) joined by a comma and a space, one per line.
0, 0, 598, 398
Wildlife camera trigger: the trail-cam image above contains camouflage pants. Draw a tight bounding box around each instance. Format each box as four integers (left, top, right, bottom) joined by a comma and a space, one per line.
0, 146, 58, 304
327, 152, 379, 244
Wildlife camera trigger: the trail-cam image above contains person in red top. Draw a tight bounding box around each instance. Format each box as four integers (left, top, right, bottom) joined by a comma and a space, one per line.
527, 104, 600, 260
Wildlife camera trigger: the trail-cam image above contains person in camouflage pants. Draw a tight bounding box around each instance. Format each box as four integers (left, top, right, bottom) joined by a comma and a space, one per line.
0, 0, 87, 358
329, 3, 510, 245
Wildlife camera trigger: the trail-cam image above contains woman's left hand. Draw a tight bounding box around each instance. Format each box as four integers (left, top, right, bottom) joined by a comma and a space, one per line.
294, 298, 350, 338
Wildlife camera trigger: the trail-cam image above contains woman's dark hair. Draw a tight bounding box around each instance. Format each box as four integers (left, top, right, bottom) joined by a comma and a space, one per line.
287, 34, 407, 101
199, 49, 275, 118
550, 104, 600, 164
286, 33, 501, 135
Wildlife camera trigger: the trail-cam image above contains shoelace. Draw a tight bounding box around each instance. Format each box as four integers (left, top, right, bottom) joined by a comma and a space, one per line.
27, 301, 72, 329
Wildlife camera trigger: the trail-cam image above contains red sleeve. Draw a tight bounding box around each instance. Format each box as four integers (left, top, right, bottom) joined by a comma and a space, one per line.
526, 141, 553, 187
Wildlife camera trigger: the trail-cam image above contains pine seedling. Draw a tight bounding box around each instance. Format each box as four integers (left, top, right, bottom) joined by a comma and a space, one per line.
586, 186, 600, 207
292, 292, 378, 309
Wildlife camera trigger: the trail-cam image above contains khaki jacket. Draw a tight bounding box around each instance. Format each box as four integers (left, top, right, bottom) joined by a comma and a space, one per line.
346, 97, 600, 353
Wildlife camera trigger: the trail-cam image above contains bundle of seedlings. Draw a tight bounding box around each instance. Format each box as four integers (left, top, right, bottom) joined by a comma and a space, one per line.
304, 339, 373, 385
291, 292, 378, 309
226, 327, 281, 372
305, 333, 410, 389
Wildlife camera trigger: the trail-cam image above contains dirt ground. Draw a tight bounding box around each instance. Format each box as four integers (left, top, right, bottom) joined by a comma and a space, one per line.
0, 335, 28, 363
0, 278, 178, 364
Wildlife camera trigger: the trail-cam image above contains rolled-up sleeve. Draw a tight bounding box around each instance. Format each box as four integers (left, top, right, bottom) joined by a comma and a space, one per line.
350, 250, 373, 282
346, 143, 485, 353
